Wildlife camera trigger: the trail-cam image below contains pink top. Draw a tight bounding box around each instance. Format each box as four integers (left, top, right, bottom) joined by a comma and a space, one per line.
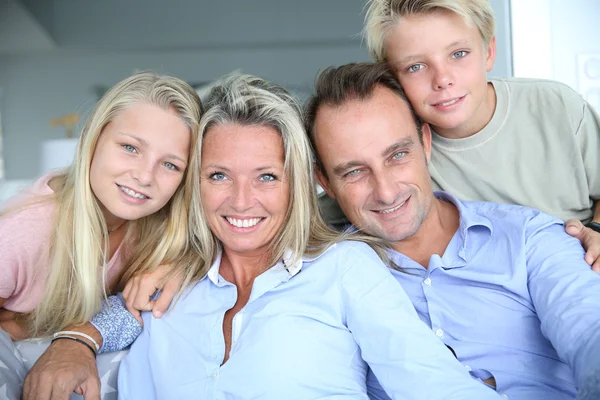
0, 174, 127, 313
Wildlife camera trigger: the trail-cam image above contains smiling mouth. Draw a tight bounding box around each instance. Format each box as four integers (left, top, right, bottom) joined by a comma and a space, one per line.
225, 217, 264, 228
374, 199, 408, 214
433, 95, 465, 107
118, 185, 149, 199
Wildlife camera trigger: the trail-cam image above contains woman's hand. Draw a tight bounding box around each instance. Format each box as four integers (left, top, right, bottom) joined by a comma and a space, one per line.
565, 219, 600, 273
122, 265, 184, 325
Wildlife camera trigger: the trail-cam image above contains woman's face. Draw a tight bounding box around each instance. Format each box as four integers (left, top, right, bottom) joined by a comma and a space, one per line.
89, 103, 191, 228
200, 123, 289, 258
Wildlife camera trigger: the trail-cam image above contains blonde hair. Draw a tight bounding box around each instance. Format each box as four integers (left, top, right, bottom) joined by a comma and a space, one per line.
22, 71, 203, 337
364, 0, 496, 61
185, 74, 391, 283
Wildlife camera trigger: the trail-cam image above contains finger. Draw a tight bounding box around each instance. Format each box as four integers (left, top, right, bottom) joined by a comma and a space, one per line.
125, 278, 143, 324
565, 219, 584, 238
153, 278, 179, 318
135, 275, 162, 309
592, 256, 600, 274
49, 381, 73, 400
122, 278, 133, 303
82, 377, 102, 400
585, 247, 600, 266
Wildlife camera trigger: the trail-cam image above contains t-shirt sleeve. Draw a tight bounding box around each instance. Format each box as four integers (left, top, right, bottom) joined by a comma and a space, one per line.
0, 204, 52, 311
576, 101, 600, 200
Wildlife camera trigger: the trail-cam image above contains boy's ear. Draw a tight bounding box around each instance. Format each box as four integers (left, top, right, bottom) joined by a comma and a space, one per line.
314, 165, 336, 200
486, 36, 497, 72
421, 123, 432, 164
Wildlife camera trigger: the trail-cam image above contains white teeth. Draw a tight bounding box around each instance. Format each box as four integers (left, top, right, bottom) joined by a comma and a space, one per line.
378, 200, 407, 214
440, 98, 459, 106
225, 217, 262, 228
119, 185, 148, 199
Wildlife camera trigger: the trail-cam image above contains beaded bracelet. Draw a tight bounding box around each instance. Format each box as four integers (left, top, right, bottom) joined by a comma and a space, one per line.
51, 336, 97, 358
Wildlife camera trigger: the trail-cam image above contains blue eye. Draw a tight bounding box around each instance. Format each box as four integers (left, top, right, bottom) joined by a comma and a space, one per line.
452, 50, 468, 59
408, 64, 424, 73
163, 162, 179, 171
259, 174, 277, 182
344, 169, 360, 178
392, 152, 405, 160
210, 172, 226, 181
123, 144, 137, 153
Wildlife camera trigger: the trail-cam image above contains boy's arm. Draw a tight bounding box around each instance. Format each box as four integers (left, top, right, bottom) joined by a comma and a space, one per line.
525, 214, 600, 389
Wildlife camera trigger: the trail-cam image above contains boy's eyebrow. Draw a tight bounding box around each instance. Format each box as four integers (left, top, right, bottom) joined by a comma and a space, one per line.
394, 40, 473, 65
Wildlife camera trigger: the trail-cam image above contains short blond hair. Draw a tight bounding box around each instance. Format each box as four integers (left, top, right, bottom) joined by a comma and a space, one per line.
364, 0, 495, 61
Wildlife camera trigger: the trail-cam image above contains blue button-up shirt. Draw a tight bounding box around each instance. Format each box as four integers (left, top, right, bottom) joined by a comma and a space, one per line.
118, 241, 500, 400
367, 193, 600, 400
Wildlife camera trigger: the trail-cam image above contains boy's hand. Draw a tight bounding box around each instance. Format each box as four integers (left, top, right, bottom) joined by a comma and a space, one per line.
565, 219, 600, 273
122, 265, 183, 325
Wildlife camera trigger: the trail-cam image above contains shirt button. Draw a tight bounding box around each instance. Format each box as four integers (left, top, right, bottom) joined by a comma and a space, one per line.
464, 365, 472, 372
501, 395, 508, 399
435, 329, 444, 338
424, 278, 432, 286
212, 372, 218, 380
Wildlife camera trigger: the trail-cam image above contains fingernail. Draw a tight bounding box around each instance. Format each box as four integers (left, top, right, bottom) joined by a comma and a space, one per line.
154, 311, 163, 318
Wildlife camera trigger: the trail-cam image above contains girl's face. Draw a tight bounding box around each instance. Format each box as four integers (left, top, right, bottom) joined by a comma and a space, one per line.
89, 102, 191, 227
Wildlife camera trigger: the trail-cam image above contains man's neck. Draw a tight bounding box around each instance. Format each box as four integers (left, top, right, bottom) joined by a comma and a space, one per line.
432, 82, 497, 140
391, 198, 460, 268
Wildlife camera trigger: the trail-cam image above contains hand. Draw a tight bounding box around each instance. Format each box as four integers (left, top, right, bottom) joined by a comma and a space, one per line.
23, 338, 100, 400
122, 264, 183, 325
565, 219, 600, 273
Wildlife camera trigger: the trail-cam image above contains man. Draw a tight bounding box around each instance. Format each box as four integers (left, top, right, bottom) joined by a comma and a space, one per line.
304, 62, 600, 399
321, 0, 600, 270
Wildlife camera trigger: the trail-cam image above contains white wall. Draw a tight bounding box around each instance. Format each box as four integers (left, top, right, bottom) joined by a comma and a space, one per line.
511, 0, 600, 111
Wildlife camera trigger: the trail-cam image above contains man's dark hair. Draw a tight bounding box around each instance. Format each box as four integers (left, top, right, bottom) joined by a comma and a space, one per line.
304, 62, 423, 173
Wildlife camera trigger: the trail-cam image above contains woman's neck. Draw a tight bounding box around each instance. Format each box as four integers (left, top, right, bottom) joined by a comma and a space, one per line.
220, 248, 272, 289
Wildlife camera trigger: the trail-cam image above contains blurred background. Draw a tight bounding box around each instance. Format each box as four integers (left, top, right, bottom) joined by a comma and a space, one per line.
0, 0, 599, 189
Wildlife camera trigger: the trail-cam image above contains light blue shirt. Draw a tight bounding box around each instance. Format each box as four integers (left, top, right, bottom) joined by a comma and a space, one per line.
118, 240, 500, 400
367, 193, 600, 400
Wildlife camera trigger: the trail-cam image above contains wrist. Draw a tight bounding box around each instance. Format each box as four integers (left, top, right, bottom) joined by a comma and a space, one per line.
586, 221, 600, 233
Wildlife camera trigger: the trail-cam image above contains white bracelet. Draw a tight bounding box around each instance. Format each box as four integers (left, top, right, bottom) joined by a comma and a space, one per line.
53, 330, 100, 352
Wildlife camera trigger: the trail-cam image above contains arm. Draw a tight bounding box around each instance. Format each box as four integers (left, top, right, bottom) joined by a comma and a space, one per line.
122, 263, 183, 324
23, 295, 141, 400
525, 214, 600, 389
23, 323, 102, 400
565, 101, 600, 270
340, 244, 500, 400
117, 313, 157, 400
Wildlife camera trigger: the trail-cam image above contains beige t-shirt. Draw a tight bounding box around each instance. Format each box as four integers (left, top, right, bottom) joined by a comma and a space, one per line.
429, 77, 600, 224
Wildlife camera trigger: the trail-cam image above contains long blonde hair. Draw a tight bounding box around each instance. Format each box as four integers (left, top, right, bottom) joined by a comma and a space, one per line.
182, 74, 391, 285
26, 71, 202, 337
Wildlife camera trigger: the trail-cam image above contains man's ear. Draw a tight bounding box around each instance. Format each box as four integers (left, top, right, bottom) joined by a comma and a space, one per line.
314, 164, 336, 200
421, 123, 432, 164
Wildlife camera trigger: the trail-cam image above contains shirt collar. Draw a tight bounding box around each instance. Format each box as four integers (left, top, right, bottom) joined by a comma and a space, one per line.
434, 191, 493, 236
203, 243, 335, 285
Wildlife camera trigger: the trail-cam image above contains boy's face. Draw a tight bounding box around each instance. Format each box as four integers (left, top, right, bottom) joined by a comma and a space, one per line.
383, 10, 496, 137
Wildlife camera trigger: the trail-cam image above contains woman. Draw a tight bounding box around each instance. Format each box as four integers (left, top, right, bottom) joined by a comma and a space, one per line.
0, 71, 202, 398
118, 75, 500, 399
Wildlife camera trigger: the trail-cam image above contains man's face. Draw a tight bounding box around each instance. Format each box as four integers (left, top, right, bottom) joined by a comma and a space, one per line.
314, 85, 434, 242
383, 10, 496, 136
